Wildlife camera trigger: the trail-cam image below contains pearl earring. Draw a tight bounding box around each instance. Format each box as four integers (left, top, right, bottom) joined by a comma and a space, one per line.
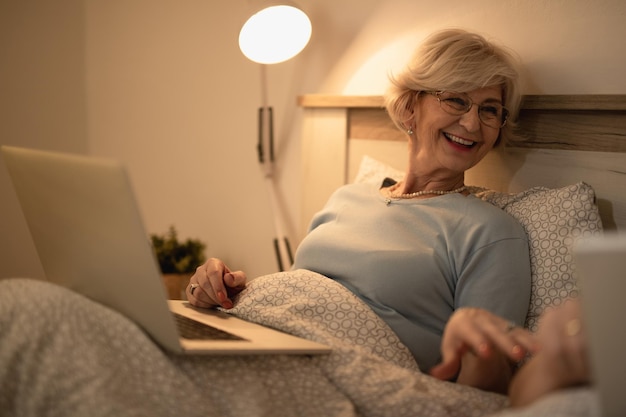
407, 127, 414, 135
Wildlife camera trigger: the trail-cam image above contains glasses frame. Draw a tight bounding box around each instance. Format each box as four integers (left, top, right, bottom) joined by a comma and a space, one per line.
425, 91, 509, 129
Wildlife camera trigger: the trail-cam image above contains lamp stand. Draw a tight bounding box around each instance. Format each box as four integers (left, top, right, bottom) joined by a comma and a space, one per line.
258, 64, 293, 271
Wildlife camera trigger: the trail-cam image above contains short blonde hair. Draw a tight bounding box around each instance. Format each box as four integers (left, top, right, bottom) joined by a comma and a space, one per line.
385, 29, 522, 146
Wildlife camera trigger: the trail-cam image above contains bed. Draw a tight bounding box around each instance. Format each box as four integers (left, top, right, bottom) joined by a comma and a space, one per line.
1, 95, 624, 417
294, 93, 626, 415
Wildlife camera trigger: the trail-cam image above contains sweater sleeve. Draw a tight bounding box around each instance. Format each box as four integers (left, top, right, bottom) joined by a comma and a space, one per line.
454, 233, 531, 327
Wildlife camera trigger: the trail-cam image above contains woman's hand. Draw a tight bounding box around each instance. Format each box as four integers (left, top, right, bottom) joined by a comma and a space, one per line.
533, 299, 589, 384
508, 299, 590, 406
186, 258, 247, 309
430, 308, 539, 393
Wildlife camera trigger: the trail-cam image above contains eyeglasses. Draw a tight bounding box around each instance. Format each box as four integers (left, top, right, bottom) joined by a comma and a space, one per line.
425, 91, 509, 129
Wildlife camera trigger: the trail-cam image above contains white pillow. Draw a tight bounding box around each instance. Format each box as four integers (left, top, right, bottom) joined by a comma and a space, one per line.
354, 156, 604, 332
353, 155, 404, 185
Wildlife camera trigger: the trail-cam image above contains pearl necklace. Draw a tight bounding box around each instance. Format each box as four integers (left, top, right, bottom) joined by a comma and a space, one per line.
384, 185, 468, 205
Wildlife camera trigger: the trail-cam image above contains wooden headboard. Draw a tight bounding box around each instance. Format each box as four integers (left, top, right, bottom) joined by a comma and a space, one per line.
297, 94, 626, 241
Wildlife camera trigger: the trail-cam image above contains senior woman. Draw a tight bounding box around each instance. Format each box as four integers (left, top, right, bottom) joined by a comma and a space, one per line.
188, 29, 535, 394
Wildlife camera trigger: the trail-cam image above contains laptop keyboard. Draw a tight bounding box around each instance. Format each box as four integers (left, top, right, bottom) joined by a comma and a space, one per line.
173, 313, 245, 341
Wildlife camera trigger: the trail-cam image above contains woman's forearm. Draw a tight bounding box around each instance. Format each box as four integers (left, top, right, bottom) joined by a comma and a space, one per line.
508, 356, 549, 407
457, 350, 514, 394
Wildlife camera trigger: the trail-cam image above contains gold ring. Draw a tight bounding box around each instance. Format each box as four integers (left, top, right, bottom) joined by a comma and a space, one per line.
565, 318, 582, 337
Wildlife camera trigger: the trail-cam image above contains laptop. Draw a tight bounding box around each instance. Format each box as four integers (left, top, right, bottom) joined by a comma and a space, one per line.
1, 145, 330, 356
574, 233, 626, 417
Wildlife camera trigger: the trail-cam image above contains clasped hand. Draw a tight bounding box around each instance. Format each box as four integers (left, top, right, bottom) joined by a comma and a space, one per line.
431, 301, 590, 400
430, 308, 539, 392
186, 258, 247, 309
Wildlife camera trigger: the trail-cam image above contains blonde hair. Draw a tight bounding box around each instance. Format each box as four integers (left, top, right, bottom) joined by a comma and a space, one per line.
385, 29, 522, 146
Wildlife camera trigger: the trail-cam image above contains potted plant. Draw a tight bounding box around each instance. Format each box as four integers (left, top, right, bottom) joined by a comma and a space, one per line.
150, 226, 206, 299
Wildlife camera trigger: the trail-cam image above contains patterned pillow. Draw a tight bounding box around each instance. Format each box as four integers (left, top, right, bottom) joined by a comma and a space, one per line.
475, 184, 603, 331
354, 156, 604, 332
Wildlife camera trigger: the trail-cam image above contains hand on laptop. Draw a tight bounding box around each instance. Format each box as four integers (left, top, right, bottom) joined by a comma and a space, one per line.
187, 258, 247, 309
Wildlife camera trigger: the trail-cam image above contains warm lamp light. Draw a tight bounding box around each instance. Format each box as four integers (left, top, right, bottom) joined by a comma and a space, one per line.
239, 3, 311, 272
239, 5, 312, 64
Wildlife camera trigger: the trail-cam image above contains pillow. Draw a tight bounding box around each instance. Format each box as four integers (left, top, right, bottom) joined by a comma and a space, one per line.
354, 156, 604, 332
353, 155, 404, 185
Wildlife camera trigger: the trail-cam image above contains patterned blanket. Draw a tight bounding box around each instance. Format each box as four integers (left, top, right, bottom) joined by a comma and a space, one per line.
0, 271, 599, 417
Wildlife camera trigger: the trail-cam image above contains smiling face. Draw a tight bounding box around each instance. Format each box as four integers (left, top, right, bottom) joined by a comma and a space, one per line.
407, 85, 503, 180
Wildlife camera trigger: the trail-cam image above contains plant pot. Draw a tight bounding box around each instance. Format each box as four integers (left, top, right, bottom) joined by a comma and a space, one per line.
162, 273, 191, 300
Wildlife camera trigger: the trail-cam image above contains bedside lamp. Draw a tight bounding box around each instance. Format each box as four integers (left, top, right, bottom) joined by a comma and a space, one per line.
238, 4, 312, 271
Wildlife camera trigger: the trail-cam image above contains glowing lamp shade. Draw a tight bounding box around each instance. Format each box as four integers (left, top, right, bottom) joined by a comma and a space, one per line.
239, 5, 312, 64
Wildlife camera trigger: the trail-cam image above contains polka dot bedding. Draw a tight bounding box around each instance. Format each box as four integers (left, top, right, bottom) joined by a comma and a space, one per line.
0, 268, 598, 416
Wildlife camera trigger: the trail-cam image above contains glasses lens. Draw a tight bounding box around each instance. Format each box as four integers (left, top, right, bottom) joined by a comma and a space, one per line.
478, 104, 506, 128
478, 104, 508, 128
438, 92, 471, 114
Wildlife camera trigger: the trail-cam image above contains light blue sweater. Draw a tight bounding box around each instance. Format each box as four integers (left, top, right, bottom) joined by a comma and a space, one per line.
293, 182, 531, 371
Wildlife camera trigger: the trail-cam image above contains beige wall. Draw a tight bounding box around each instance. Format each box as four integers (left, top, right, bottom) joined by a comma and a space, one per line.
0, 0, 87, 278
2, 0, 625, 280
